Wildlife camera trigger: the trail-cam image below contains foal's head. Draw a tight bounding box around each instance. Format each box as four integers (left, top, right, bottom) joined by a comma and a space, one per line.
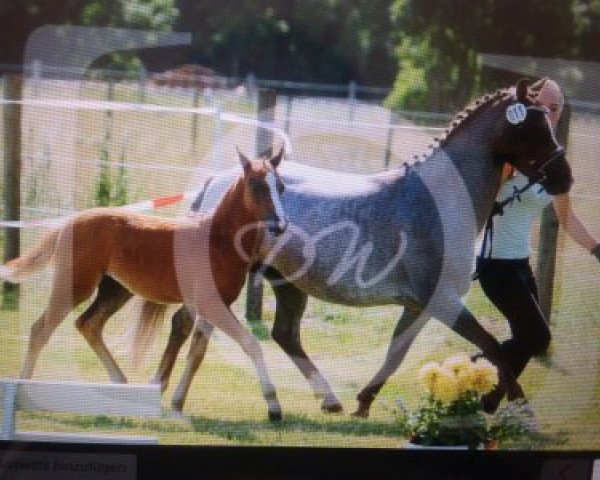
493, 78, 573, 195
237, 146, 288, 236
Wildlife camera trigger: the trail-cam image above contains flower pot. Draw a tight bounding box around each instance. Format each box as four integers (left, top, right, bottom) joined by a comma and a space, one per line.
404, 441, 470, 450
404, 439, 499, 450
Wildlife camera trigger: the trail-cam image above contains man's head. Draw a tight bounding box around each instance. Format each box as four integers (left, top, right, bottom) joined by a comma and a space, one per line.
536, 78, 564, 127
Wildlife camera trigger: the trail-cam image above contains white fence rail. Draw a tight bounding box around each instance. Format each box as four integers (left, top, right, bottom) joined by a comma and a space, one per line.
1, 379, 162, 444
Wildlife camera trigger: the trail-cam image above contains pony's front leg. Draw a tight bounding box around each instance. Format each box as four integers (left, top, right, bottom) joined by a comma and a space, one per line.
452, 306, 525, 410
269, 274, 342, 413
354, 304, 428, 418
171, 314, 214, 413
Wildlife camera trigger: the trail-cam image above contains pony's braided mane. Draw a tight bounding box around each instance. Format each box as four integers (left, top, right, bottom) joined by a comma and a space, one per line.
406, 87, 516, 167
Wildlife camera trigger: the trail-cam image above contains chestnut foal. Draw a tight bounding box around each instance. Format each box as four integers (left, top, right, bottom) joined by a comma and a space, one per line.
0, 148, 288, 421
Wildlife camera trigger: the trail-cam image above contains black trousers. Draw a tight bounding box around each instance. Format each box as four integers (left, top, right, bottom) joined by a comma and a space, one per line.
476, 257, 551, 381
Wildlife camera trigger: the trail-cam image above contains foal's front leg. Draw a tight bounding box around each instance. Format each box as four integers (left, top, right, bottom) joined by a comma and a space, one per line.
75, 276, 132, 383
195, 303, 282, 422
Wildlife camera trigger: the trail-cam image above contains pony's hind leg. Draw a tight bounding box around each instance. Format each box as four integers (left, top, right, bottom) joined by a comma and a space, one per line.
355, 304, 428, 417
171, 314, 214, 412
75, 275, 132, 383
152, 305, 194, 392
269, 272, 342, 413
452, 307, 525, 411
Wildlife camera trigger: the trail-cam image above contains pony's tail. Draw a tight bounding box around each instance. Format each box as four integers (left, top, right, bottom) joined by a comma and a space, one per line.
127, 298, 169, 368
0, 229, 60, 283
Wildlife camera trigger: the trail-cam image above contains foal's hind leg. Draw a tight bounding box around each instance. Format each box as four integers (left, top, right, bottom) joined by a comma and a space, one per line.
21, 303, 74, 379
151, 305, 194, 392
75, 275, 132, 383
20, 264, 98, 379
171, 314, 214, 412
269, 271, 342, 413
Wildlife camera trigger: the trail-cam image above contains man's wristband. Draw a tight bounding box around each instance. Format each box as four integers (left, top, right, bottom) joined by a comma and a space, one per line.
591, 243, 600, 261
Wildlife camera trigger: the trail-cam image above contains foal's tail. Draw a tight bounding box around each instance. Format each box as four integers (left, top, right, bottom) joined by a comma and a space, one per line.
128, 298, 169, 368
0, 229, 60, 283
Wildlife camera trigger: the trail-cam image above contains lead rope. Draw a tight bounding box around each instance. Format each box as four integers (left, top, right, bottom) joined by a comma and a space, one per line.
472, 177, 540, 280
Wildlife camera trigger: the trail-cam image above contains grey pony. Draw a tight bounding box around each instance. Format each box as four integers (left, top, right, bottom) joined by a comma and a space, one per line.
147, 80, 572, 418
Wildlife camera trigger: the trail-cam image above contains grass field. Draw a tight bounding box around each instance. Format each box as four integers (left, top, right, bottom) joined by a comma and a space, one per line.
1, 79, 599, 449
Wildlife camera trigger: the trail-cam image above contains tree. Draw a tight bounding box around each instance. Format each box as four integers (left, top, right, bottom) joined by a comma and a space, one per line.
0, 0, 178, 67
175, 0, 397, 86
387, 0, 577, 112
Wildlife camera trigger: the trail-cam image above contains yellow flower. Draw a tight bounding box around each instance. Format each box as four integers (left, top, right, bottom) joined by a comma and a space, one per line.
471, 358, 499, 394
419, 361, 443, 394
431, 367, 460, 404
442, 354, 475, 395
442, 354, 472, 375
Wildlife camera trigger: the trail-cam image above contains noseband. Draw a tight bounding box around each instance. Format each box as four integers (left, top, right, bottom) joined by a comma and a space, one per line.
529, 145, 566, 184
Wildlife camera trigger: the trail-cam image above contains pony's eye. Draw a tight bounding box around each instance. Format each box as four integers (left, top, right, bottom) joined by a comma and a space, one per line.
250, 179, 268, 197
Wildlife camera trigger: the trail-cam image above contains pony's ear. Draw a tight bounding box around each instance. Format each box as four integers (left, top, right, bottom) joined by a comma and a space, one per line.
236, 147, 251, 173
516, 78, 530, 103
270, 144, 285, 168
530, 77, 548, 92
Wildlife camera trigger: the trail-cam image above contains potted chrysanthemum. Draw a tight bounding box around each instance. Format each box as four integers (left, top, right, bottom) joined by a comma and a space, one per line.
392, 354, 536, 450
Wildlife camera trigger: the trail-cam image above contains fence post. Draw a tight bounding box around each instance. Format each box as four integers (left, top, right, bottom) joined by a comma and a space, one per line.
246, 89, 277, 325
2, 74, 23, 309
384, 110, 399, 169
284, 95, 293, 134
535, 102, 571, 321
348, 80, 357, 123
191, 84, 201, 152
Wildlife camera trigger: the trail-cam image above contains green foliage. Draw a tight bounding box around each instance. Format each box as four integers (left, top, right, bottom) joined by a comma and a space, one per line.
177, 0, 397, 85
82, 0, 178, 30
386, 0, 595, 112
82, 0, 178, 75
94, 137, 129, 207
393, 393, 540, 449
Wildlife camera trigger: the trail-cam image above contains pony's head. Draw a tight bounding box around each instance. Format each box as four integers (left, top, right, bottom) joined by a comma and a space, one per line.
494, 78, 572, 195
237, 146, 288, 236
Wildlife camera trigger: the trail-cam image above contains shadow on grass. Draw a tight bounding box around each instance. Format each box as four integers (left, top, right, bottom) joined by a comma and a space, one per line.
187, 413, 404, 444
21, 411, 404, 445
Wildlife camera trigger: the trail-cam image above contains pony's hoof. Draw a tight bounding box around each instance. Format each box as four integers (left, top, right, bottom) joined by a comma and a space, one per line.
150, 376, 169, 393
351, 407, 369, 418
268, 411, 283, 422
166, 409, 186, 422
321, 402, 344, 414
